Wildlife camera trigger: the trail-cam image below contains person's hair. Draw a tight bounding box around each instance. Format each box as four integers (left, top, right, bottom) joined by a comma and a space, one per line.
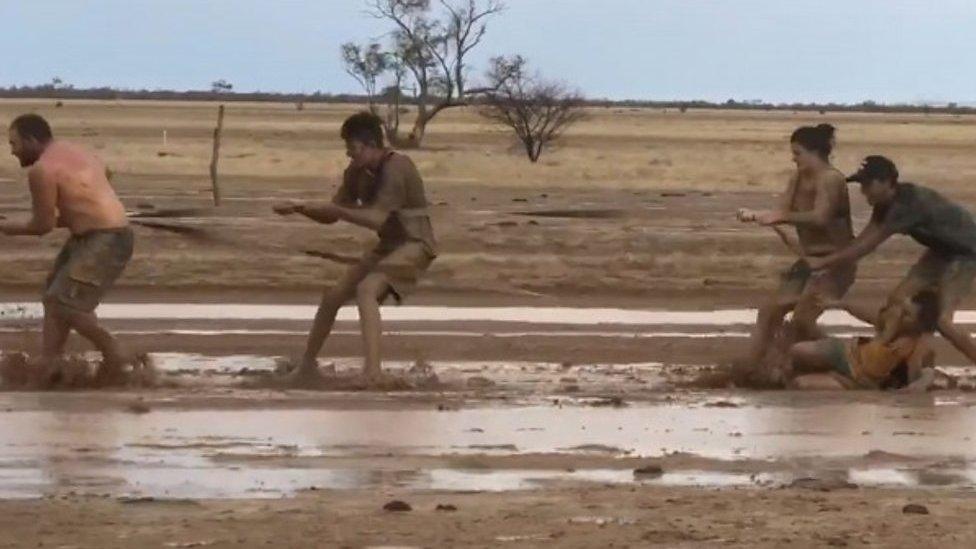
10, 114, 53, 143
340, 111, 385, 148
790, 123, 835, 160
911, 290, 941, 333
861, 155, 899, 186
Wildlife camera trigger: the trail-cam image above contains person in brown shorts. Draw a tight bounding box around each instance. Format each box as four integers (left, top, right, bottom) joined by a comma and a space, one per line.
736, 124, 855, 374
809, 155, 976, 366
2, 114, 134, 383
274, 112, 436, 386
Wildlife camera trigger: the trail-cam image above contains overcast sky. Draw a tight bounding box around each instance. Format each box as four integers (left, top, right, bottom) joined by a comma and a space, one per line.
2, 0, 974, 104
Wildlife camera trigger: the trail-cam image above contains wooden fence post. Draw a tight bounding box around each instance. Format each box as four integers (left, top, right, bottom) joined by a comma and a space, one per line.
209, 104, 225, 206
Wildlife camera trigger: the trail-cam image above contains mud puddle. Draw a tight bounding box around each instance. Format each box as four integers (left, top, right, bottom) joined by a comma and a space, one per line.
1, 393, 976, 499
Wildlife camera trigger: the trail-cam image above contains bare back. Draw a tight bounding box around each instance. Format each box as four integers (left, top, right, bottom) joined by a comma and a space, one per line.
32, 141, 128, 235
788, 167, 854, 256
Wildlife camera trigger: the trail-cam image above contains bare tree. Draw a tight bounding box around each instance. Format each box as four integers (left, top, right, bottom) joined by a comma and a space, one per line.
211, 79, 234, 93
341, 42, 389, 113
364, 0, 505, 147
481, 56, 585, 163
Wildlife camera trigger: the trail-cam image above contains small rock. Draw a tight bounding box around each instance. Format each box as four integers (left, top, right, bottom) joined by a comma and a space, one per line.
512, 198, 529, 202
435, 504, 458, 512
903, 504, 929, 515
383, 500, 412, 512
633, 464, 664, 478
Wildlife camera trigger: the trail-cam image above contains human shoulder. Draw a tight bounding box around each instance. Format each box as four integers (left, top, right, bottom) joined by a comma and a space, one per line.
26, 159, 55, 187
385, 151, 418, 173
821, 167, 847, 187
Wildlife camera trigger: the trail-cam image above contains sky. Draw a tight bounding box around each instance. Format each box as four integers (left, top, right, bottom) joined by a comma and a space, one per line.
2, 0, 975, 104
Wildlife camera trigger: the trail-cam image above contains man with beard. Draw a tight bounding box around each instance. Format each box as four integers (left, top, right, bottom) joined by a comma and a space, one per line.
2, 114, 134, 384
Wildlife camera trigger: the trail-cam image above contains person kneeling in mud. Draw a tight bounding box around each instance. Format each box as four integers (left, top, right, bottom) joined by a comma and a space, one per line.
785, 290, 940, 392
273, 112, 436, 387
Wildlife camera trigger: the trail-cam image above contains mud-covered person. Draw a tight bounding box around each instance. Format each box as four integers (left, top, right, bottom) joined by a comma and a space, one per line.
735, 124, 855, 379
2, 114, 135, 385
809, 155, 976, 367
274, 112, 436, 387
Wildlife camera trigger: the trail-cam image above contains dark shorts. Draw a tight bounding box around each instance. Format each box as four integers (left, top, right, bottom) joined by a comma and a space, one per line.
44, 227, 134, 313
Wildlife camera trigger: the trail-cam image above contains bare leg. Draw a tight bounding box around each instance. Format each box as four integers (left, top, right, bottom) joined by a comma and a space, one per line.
792, 293, 827, 343
355, 273, 392, 381
65, 311, 126, 364
938, 318, 976, 365
744, 301, 792, 368
41, 299, 72, 363
788, 339, 840, 378
298, 262, 370, 374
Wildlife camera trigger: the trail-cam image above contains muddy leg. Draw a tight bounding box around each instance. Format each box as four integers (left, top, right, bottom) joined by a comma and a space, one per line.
41, 298, 71, 363
791, 293, 827, 343
297, 262, 370, 379
356, 273, 392, 384
744, 300, 792, 368
60, 307, 130, 383
787, 339, 839, 378
938, 318, 976, 366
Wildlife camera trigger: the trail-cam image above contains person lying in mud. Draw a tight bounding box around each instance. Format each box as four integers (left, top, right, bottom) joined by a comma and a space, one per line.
736, 124, 855, 373
807, 155, 976, 368
1, 114, 137, 385
785, 290, 940, 392
273, 112, 436, 387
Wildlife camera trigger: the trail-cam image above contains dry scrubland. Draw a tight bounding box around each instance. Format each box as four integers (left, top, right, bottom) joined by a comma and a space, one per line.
1, 99, 974, 304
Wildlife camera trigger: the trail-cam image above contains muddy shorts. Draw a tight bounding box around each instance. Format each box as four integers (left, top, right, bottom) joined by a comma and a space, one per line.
364, 241, 435, 304
890, 250, 976, 315
779, 258, 856, 306
44, 227, 134, 313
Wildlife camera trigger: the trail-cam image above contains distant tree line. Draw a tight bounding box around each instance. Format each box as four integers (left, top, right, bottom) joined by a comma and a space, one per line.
2, 83, 971, 116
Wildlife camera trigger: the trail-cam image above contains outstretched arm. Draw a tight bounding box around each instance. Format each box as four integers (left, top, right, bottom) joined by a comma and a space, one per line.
808, 221, 892, 271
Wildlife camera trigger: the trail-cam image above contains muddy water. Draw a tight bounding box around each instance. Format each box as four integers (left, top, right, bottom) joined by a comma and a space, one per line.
0, 303, 869, 325
1, 392, 976, 499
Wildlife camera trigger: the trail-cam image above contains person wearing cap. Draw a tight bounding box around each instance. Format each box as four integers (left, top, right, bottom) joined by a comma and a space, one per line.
807, 155, 976, 365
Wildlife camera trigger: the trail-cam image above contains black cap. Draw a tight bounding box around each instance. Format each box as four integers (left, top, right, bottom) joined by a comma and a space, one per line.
846, 155, 899, 184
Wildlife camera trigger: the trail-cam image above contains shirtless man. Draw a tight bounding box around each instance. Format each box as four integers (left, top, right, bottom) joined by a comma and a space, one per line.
274, 112, 436, 386
2, 114, 134, 382
808, 155, 976, 366
737, 124, 855, 372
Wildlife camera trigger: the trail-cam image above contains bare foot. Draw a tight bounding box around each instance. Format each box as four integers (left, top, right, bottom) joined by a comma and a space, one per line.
279, 365, 329, 389
93, 361, 128, 388
25, 355, 69, 389
362, 369, 409, 391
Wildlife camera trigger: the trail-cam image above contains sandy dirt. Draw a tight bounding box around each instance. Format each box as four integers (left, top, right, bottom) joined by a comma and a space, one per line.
2, 486, 974, 548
